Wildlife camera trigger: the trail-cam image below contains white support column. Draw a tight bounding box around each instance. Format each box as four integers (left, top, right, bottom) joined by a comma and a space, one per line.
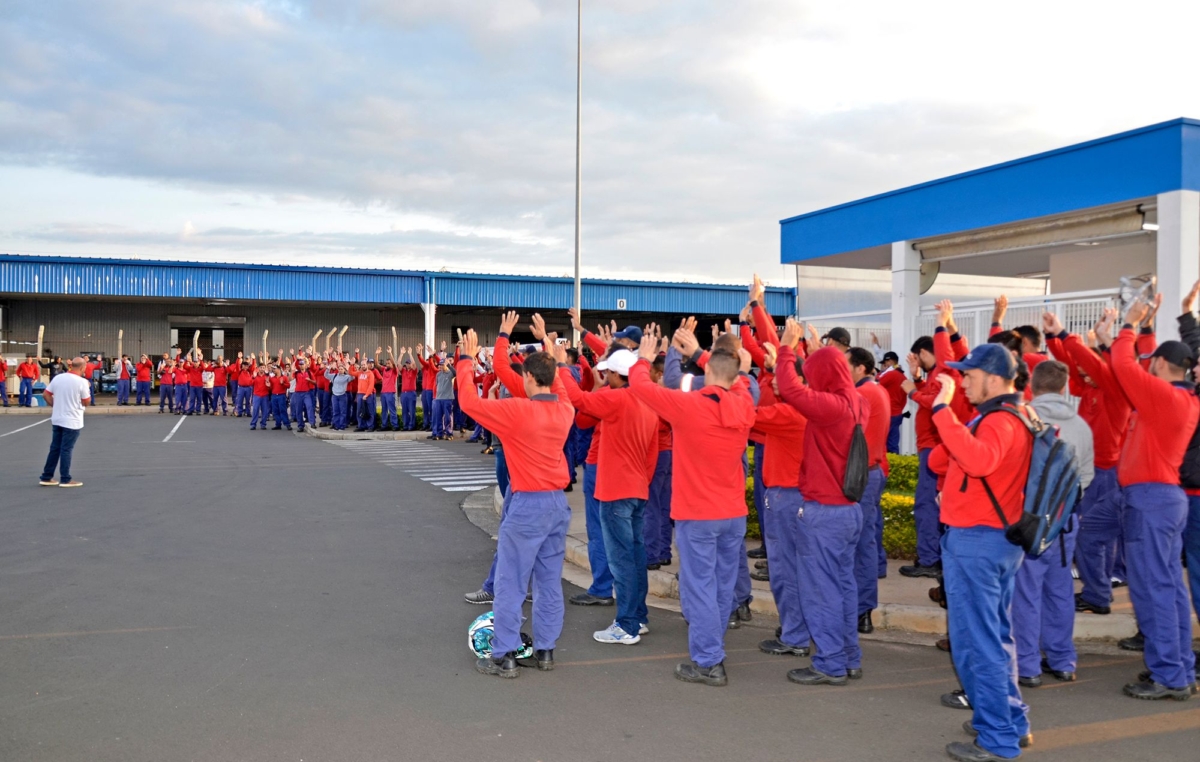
892, 241, 920, 455
420, 302, 436, 355
1155, 190, 1200, 343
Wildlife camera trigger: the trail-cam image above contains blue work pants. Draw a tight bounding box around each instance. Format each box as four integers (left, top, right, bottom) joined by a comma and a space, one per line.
380, 392, 398, 429
400, 391, 417, 429
676, 517, 746, 667
582, 463, 613, 598
1013, 522, 1078, 678
331, 393, 349, 430
1075, 466, 1122, 607
116, 378, 130, 404
135, 380, 150, 405
421, 389, 434, 430
763, 486, 809, 648
159, 383, 174, 412
855, 467, 885, 616
643, 450, 674, 564
797, 500, 862, 676
914, 448, 942, 567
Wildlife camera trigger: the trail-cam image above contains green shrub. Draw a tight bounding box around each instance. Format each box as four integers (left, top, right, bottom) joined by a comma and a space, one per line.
886, 453, 919, 495
745, 476, 761, 540
880, 492, 917, 559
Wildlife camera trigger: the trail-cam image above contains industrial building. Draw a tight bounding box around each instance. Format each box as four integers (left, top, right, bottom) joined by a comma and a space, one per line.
0, 254, 797, 368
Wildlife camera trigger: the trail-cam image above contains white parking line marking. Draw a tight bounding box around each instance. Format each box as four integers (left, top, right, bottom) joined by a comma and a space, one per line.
163, 416, 187, 442
0, 418, 51, 438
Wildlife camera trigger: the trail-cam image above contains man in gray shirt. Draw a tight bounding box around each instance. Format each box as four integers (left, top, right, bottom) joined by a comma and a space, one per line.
324, 363, 354, 431
430, 358, 456, 440
1012, 359, 1095, 688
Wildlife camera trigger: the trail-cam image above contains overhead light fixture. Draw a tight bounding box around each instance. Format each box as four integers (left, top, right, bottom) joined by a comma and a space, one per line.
1018, 270, 1051, 279
1142, 222, 1160, 231
1073, 241, 1100, 246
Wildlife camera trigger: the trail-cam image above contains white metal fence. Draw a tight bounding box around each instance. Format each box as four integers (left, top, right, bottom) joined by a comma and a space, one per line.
798, 289, 1118, 353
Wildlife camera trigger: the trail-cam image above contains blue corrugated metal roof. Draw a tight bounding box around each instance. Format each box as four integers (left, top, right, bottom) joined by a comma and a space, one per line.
781, 117, 1200, 263
0, 254, 796, 317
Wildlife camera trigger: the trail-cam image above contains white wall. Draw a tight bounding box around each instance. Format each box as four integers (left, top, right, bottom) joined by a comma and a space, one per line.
1048, 238, 1155, 294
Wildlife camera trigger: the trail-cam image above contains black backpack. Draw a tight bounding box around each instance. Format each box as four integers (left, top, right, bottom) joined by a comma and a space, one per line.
842, 396, 870, 502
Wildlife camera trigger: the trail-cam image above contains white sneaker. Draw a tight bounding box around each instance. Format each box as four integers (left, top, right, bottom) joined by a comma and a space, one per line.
593, 622, 641, 645
639, 622, 650, 635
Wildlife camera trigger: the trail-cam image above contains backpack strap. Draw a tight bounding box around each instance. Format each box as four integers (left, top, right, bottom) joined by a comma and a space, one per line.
966, 402, 1040, 530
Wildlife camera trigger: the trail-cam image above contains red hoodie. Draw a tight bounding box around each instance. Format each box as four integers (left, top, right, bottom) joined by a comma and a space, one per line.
559, 369, 658, 501
933, 394, 1032, 529
776, 345, 867, 506
136, 361, 153, 382
626, 359, 756, 520
1110, 328, 1199, 486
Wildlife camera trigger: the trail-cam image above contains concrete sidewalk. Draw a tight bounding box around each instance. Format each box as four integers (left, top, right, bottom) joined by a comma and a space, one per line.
491, 485, 1191, 642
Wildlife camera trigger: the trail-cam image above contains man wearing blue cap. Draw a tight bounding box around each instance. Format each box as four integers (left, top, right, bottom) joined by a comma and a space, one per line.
930, 343, 1033, 762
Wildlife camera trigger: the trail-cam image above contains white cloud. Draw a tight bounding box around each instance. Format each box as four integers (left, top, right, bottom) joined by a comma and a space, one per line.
1, 0, 1200, 287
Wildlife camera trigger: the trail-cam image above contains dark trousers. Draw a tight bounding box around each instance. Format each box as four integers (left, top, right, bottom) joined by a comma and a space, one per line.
159, 383, 174, 412
400, 391, 417, 430
332, 394, 349, 430
135, 380, 151, 405
212, 386, 227, 414
887, 414, 902, 453
40, 425, 81, 483
421, 390, 434, 429
356, 393, 375, 430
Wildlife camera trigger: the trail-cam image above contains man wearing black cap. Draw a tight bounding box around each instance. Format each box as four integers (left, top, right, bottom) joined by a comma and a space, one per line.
821, 327, 852, 354
877, 351, 907, 454
1105, 302, 1199, 700
929, 343, 1032, 762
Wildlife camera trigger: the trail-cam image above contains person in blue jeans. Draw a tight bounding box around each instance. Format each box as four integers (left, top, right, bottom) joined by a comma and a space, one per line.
430, 361, 455, 439
38, 357, 92, 488
931, 344, 1032, 761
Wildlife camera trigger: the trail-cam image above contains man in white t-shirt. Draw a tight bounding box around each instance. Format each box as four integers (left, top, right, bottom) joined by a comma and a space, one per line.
39, 357, 92, 488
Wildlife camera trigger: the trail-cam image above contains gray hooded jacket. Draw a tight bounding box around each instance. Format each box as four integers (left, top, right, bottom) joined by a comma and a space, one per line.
1030, 393, 1095, 491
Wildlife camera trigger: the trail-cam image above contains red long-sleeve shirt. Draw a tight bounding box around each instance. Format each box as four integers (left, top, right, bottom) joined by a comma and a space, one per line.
581, 331, 608, 357
776, 346, 867, 506
877, 367, 907, 416
455, 359, 573, 492
212, 365, 228, 386
626, 359, 755, 520
856, 377, 891, 475
237, 367, 254, 386
933, 394, 1033, 528
418, 355, 438, 392
159, 366, 175, 384
558, 369, 658, 501
253, 374, 271, 396
492, 335, 527, 399
269, 375, 287, 395
1110, 328, 1199, 486
136, 361, 153, 382
932, 328, 977, 424
753, 403, 806, 489
173, 367, 189, 386
293, 369, 314, 392
17, 361, 39, 379
380, 368, 398, 394
1057, 333, 1128, 470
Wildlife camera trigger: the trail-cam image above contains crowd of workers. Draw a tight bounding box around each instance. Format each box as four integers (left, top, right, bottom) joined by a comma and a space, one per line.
449, 276, 1200, 762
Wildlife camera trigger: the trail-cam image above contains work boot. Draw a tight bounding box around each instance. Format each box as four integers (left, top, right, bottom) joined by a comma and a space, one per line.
787, 666, 847, 686
747, 545, 767, 559
1018, 675, 1042, 688
1074, 593, 1111, 615
961, 720, 1032, 748
568, 592, 614, 606
750, 567, 769, 582
476, 652, 519, 679
941, 689, 972, 710
533, 649, 554, 671
727, 614, 740, 630
736, 602, 752, 622
847, 668, 863, 680
857, 611, 874, 634
936, 638, 952, 653
899, 562, 942, 579
754, 559, 769, 570
675, 661, 727, 687
1041, 658, 1076, 682
1118, 630, 1145, 651
1123, 679, 1192, 700
758, 639, 810, 656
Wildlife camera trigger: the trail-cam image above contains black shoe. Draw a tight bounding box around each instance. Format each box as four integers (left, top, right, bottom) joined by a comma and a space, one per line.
647, 563, 661, 571
1018, 675, 1042, 688
857, 611, 874, 634
523, 649, 553, 671
899, 562, 942, 579
1123, 680, 1191, 700
1074, 593, 1111, 615
1041, 659, 1076, 682
1112, 577, 1128, 588
787, 666, 847, 686
563, 484, 574, 493
758, 639, 810, 657
961, 720, 1031, 748
476, 652, 519, 679
675, 661, 727, 687
941, 689, 972, 710
937, 637, 952, 653
754, 559, 769, 570
736, 602, 752, 622
775, 625, 782, 639
727, 614, 740, 630
747, 545, 767, 559
568, 592, 615, 606
750, 568, 770, 582
847, 668, 863, 680
1118, 630, 1145, 651
660, 558, 672, 566
946, 741, 1007, 762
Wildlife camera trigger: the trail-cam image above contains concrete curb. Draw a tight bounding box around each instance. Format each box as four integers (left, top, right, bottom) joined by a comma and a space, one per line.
0, 406, 162, 415
489, 486, 1152, 642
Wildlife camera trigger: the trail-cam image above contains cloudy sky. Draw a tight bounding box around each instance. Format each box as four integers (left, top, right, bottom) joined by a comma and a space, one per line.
2, 1, 1200, 285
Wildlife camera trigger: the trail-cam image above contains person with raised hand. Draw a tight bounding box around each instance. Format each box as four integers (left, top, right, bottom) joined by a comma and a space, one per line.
456, 326, 574, 679
625, 331, 756, 687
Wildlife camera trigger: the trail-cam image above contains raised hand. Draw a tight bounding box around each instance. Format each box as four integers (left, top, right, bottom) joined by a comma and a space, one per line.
1094, 307, 1118, 346
1125, 299, 1149, 328
906, 352, 922, 378
549, 338, 567, 364
737, 348, 752, 374
724, 318, 733, 335
1042, 311, 1064, 336
530, 313, 547, 341
804, 324, 821, 355
935, 299, 953, 329
461, 329, 480, 360
780, 318, 803, 350
1185, 279, 1200, 315
750, 273, 766, 303
739, 303, 752, 324
933, 374, 957, 408
992, 295, 1009, 325
499, 310, 520, 336
763, 342, 778, 370
674, 327, 700, 357
710, 324, 720, 346
637, 333, 658, 363
681, 316, 698, 334
568, 307, 584, 334
1143, 292, 1163, 327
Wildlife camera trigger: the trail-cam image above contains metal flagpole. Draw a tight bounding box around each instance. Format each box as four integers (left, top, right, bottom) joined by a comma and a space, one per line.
572, 0, 582, 345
